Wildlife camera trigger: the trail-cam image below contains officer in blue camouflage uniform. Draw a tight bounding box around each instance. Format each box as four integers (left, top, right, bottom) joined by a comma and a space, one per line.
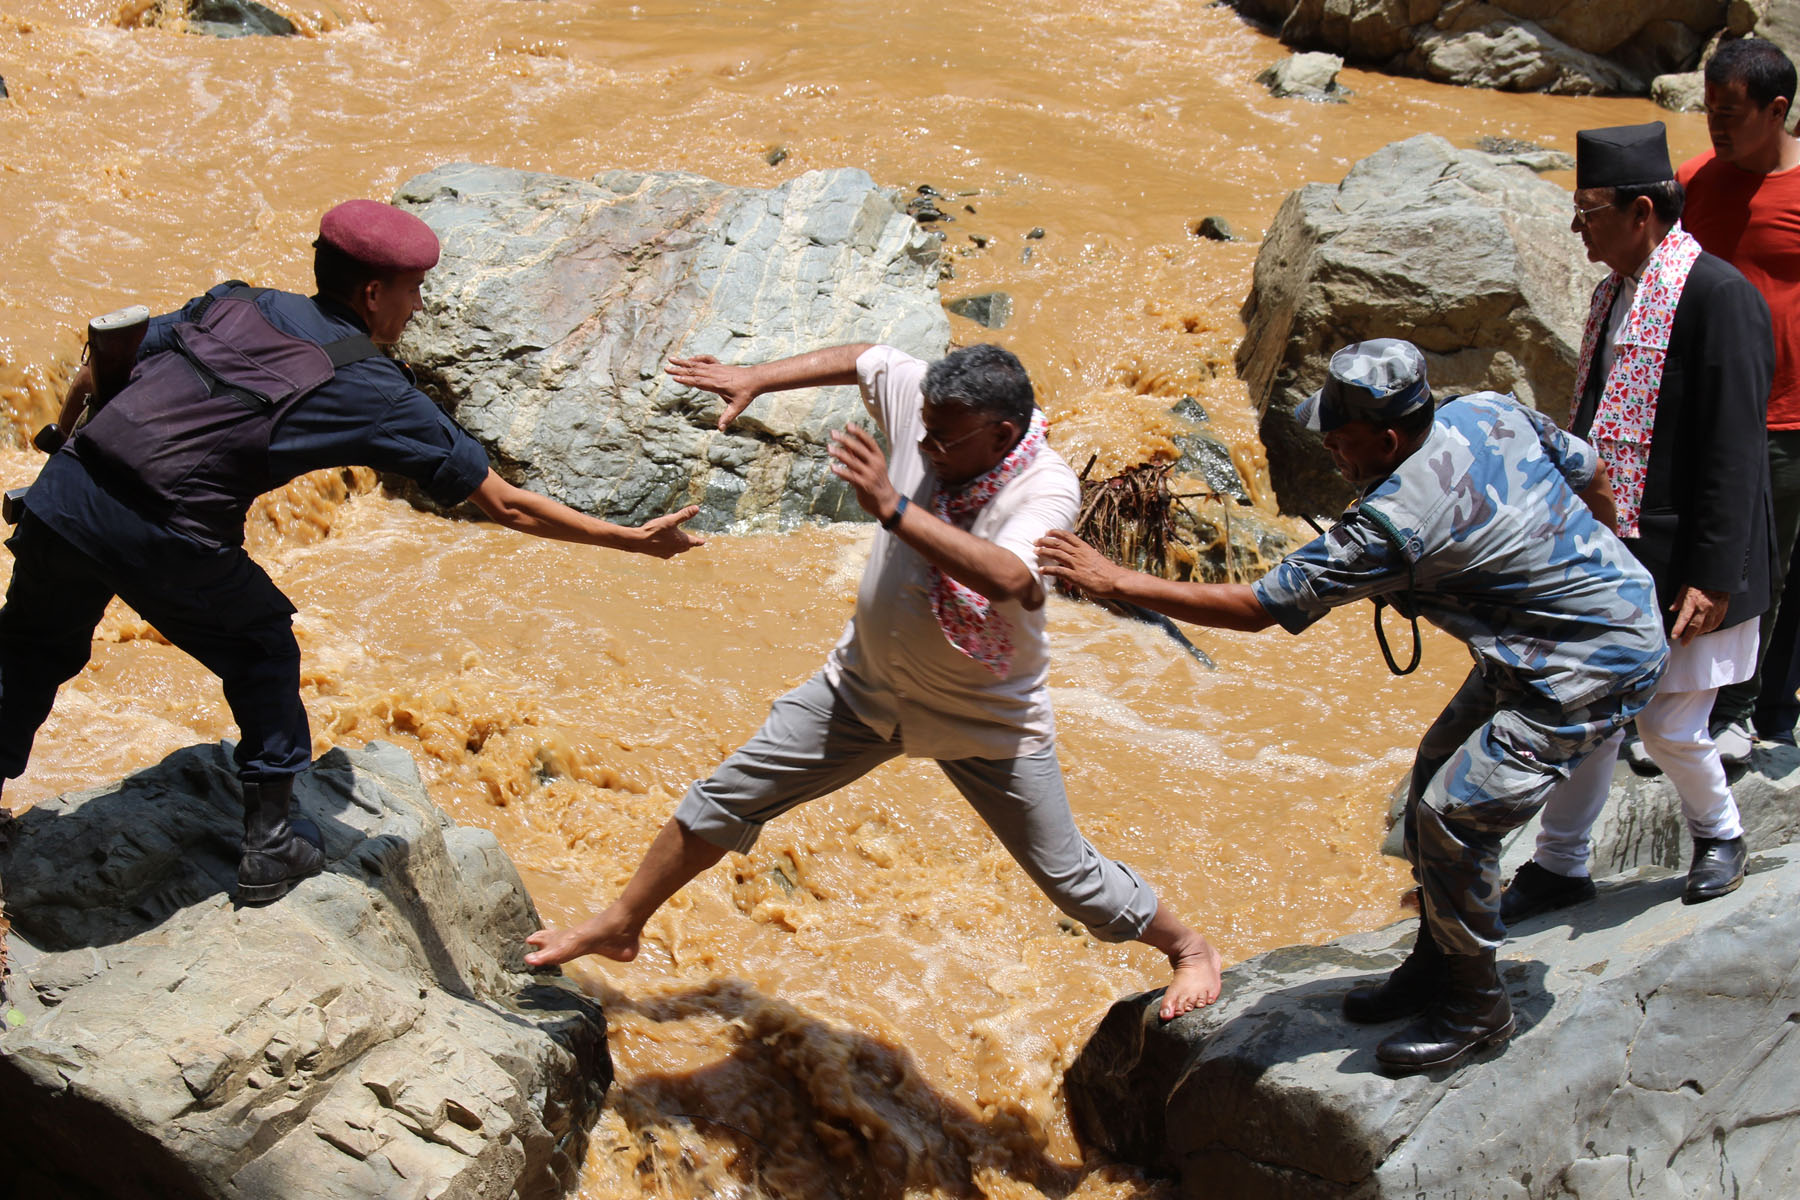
1037, 338, 1668, 1073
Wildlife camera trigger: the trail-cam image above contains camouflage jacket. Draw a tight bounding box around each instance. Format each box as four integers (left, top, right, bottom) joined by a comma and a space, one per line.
1253, 392, 1668, 709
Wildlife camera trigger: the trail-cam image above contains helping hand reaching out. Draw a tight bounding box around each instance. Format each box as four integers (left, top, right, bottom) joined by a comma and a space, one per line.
635, 505, 706, 558
1035, 529, 1127, 598
668, 355, 762, 431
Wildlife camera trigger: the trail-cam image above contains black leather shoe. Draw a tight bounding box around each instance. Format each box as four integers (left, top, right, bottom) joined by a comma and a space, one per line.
1344, 925, 1446, 1024
1376, 950, 1515, 1074
1683, 835, 1746, 905
238, 777, 324, 905
1500, 860, 1596, 925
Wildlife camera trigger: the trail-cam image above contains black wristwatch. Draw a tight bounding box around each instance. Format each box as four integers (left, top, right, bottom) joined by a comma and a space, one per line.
880, 494, 910, 531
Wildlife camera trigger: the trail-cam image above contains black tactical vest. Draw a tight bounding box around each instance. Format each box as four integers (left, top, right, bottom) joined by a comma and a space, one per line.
73, 285, 379, 549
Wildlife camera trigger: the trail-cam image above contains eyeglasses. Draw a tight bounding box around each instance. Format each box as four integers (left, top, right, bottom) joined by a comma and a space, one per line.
1572, 202, 1613, 230
918, 421, 997, 455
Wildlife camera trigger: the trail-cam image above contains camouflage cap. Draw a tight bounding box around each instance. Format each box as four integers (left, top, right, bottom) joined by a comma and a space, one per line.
1295, 339, 1432, 433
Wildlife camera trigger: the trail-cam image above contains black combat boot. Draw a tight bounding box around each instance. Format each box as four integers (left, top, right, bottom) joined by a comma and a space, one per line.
1374, 949, 1514, 1074
237, 776, 324, 904
1343, 922, 1446, 1024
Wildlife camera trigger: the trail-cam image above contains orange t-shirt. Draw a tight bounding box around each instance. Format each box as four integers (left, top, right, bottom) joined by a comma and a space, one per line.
1679, 149, 1800, 429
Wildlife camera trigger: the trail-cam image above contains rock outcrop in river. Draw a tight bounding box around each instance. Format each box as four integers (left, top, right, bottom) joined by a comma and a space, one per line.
1228, 0, 1725, 95
394, 163, 950, 532
1238, 134, 1600, 516
1070, 750, 1800, 1196
0, 742, 607, 1200
1067, 841, 1800, 1198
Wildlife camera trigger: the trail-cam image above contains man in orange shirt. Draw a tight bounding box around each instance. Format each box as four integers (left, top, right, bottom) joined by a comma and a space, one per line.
1682, 38, 1800, 761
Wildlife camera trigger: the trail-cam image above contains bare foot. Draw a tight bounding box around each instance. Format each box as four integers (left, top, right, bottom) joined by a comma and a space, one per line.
523, 908, 642, 968
1160, 934, 1224, 1020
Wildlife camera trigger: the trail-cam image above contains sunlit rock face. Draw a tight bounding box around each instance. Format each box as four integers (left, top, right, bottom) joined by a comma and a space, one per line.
397, 163, 950, 533
1238, 134, 1599, 516
0, 741, 609, 1200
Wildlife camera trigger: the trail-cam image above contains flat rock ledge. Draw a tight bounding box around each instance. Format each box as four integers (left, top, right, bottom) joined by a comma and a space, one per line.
394, 162, 950, 532
0, 741, 608, 1200
1066, 844, 1800, 1199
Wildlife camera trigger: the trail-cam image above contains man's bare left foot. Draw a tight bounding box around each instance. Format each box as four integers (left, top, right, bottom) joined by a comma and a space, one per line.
523, 909, 642, 968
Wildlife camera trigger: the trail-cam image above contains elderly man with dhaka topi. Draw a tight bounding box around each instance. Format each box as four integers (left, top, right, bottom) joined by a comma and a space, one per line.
525, 341, 1225, 1019
1501, 122, 1778, 924
1679, 38, 1800, 760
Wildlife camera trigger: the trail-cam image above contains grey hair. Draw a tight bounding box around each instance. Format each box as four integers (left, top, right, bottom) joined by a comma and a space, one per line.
921, 343, 1036, 430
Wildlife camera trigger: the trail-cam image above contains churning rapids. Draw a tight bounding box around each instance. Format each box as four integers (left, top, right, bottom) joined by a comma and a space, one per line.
0, 2, 1693, 1195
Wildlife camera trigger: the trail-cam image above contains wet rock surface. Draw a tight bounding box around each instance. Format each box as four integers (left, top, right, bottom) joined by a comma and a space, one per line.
186, 0, 296, 37
395, 162, 949, 532
0, 741, 608, 1200
1237, 134, 1600, 516
1067, 841, 1800, 1198
1228, 0, 1722, 95
1257, 51, 1352, 101
945, 291, 1013, 329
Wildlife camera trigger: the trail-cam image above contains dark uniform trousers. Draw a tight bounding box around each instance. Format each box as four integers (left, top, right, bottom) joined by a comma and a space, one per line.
0, 512, 311, 783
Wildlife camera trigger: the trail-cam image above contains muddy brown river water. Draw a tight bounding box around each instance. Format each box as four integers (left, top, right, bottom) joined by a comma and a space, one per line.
0, 2, 1704, 1195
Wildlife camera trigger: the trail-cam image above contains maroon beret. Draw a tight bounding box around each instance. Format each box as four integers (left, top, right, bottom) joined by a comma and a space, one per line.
317, 199, 440, 273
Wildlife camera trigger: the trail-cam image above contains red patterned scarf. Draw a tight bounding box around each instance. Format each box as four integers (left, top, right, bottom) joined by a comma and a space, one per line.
928, 408, 1048, 676
1572, 223, 1702, 538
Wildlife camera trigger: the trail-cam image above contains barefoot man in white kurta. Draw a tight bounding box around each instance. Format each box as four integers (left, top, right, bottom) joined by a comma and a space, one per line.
525, 341, 1223, 1019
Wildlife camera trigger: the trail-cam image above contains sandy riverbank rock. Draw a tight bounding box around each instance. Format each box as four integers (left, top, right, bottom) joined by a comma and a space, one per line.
393, 162, 950, 533
0, 741, 608, 1200
1230, 0, 1725, 95
1237, 134, 1600, 516
1066, 841, 1800, 1198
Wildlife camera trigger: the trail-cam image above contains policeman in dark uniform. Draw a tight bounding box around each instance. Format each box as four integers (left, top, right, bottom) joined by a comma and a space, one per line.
0, 199, 703, 902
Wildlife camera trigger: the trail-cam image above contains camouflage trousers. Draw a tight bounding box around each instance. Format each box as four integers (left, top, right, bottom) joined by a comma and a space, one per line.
1403, 667, 1658, 956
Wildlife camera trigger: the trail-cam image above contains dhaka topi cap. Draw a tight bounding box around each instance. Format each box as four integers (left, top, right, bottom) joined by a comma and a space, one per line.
1575, 122, 1674, 190
1295, 339, 1432, 433
316, 199, 440, 273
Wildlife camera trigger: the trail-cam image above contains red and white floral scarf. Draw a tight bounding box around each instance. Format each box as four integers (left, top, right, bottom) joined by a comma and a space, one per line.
928, 408, 1048, 676
1573, 223, 1702, 538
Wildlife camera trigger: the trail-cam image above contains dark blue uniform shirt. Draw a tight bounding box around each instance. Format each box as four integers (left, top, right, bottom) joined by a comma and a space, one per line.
28, 285, 491, 574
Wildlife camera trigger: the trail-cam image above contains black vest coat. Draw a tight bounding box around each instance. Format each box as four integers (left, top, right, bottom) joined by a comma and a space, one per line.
1572, 251, 1777, 636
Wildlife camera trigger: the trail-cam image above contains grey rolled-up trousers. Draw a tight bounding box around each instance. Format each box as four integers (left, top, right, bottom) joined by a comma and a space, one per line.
674, 671, 1158, 942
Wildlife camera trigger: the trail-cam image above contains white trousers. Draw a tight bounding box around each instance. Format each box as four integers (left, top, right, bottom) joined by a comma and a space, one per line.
1533, 624, 1753, 877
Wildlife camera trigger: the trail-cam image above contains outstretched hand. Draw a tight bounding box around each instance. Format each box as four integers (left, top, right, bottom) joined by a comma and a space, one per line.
1035, 529, 1126, 599
636, 505, 706, 558
668, 356, 760, 431
828, 425, 901, 522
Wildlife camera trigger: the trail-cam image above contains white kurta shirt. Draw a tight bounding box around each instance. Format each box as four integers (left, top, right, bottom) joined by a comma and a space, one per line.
820, 345, 1081, 760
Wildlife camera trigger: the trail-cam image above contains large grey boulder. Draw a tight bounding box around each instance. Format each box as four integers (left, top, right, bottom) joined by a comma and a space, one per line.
1231, 0, 1725, 95
394, 163, 950, 532
1066, 843, 1800, 1198
0, 742, 608, 1200
1237, 135, 1601, 516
